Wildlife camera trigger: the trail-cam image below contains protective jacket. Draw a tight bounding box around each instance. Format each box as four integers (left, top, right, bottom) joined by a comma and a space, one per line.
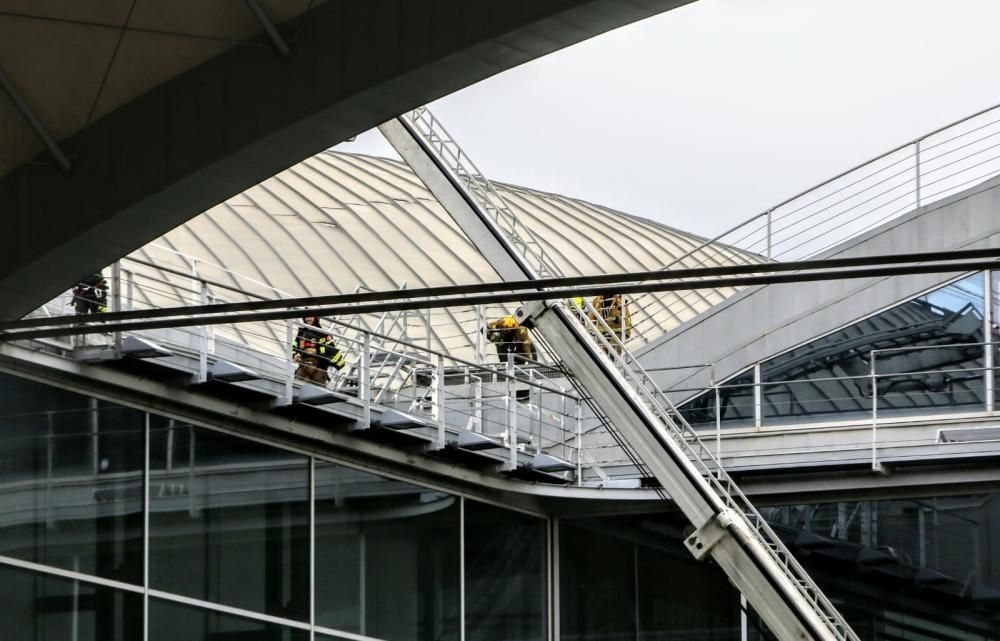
590, 293, 632, 340
72, 273, 108, 314
293, 325, 346, 370
486, 317, 537, 363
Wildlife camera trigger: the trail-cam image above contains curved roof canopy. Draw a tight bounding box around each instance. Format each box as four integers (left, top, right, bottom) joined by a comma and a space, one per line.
123, 152, 757, 360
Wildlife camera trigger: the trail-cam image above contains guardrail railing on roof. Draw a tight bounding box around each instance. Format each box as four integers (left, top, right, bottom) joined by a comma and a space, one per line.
29, 264, 596, 483
680, 101, 1000, 267
626, 102, 1000, 341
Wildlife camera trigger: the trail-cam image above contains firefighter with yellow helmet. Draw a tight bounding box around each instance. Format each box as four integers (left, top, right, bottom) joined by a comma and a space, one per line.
486, 315, 537, 363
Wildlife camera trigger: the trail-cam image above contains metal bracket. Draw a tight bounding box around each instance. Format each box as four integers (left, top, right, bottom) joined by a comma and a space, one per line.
514, 300, 551, 329
871, 460, 893, 477
684, 509, 737, 561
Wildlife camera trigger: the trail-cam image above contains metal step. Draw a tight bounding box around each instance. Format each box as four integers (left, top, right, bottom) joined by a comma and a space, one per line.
210, 360, 259, 383
454, 430, 504, 451
503, 465, 571, 485
121, 335, 173, 358
354, 423, 433, 449
529, 452, 574, 473
378, 409, 432, 430
432, 432, 505, 468
295, 383, 339, 405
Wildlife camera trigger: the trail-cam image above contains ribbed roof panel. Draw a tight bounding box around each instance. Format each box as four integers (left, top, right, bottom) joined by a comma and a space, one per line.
127, 152, 758, 360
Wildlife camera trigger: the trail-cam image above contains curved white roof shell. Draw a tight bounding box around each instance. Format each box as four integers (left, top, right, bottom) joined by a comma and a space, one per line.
121, 152, 758, 361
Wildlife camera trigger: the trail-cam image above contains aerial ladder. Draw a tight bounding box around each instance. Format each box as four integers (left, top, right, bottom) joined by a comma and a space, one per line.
378, 108, 859, 641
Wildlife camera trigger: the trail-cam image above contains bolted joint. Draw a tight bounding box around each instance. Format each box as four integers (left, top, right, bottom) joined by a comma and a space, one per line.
683, 509, 738, 561
514, 300, 551, 329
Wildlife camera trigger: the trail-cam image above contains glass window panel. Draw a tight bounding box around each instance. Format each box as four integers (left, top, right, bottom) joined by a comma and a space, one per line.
313, 462, 459, 641
561, 515, 741, 641
559, 521, 636, 641
148, 417, 309, 621
760, 492, 1000, 638
316, 633, 376, 641
678, 369, 755, 429
0, 374, 144, 584
991, 271, 1000, 411
149, 598, 308, 641
464, 500, 546, 641
760, 273, 986, 424
636, 542, 739, 641
0, 564, 142, 641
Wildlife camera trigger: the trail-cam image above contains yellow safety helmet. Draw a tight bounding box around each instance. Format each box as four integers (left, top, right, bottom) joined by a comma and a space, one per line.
497, 315, 518, 329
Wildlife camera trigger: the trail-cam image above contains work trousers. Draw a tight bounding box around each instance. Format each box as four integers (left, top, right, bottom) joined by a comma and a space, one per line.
295, 359, 330, 385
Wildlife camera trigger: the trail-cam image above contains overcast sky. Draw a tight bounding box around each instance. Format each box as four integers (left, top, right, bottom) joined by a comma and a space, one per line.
340, 0, 1000, 237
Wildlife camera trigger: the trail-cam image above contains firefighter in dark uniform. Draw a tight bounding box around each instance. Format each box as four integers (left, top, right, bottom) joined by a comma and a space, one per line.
292, 314, 346, 385
72, 272, 108, 315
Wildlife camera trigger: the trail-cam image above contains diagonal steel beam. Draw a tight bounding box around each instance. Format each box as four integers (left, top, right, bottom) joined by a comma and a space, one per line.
243, 0, 291, 57
0, 69, 72, 173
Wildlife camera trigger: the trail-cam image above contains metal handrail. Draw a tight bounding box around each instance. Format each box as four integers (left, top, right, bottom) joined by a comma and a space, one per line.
621, 101, 1000, 345
403, 108, 558, 280
563, 298, 857, 641
38, 264, 587, 476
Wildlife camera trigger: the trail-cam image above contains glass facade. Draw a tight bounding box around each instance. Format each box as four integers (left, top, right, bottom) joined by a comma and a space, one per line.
148, 418, 310, 621
148, 598, 309, 641
465, 500, 547, 641
0, 563, 142, 641
0, 373, 547, 641
762, 494, 1000, 639
682, 273, 990, 427
679, 369, 755, 429
314, 462, 460, 640
4, 370, 999, 641
0, 376, 144, 583
560, 515, 740, 641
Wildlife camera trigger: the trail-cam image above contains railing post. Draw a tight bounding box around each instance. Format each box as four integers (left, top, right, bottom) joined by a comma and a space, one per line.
111, 260, 122, 357
197, 280, 209, 383
473, 374, 483, 433
575, 400, 583, 487
765, 210, 773, 259
914, 139, 922, 209
505, 357, 517, 471
870, 351, 880, 472
360, 332, 371, 429
753, 363, 762, 429
285, 319, 295, 405
425, 308, 432, 352
558, 387, 567, 463
475, 304, 487, 365
529, 368, 540, 451
985, 275, 994, 412
434, 353, 446, 449
190, 258, 199, 305
124, 269, 134, 312
715, 383, 722, 461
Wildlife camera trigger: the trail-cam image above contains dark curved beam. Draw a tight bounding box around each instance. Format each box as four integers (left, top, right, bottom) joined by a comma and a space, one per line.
0, 0, 692, 320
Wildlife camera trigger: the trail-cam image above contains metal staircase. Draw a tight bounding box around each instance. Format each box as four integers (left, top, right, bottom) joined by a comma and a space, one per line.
402, 108, 556, 280
385, 107, 860, 641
